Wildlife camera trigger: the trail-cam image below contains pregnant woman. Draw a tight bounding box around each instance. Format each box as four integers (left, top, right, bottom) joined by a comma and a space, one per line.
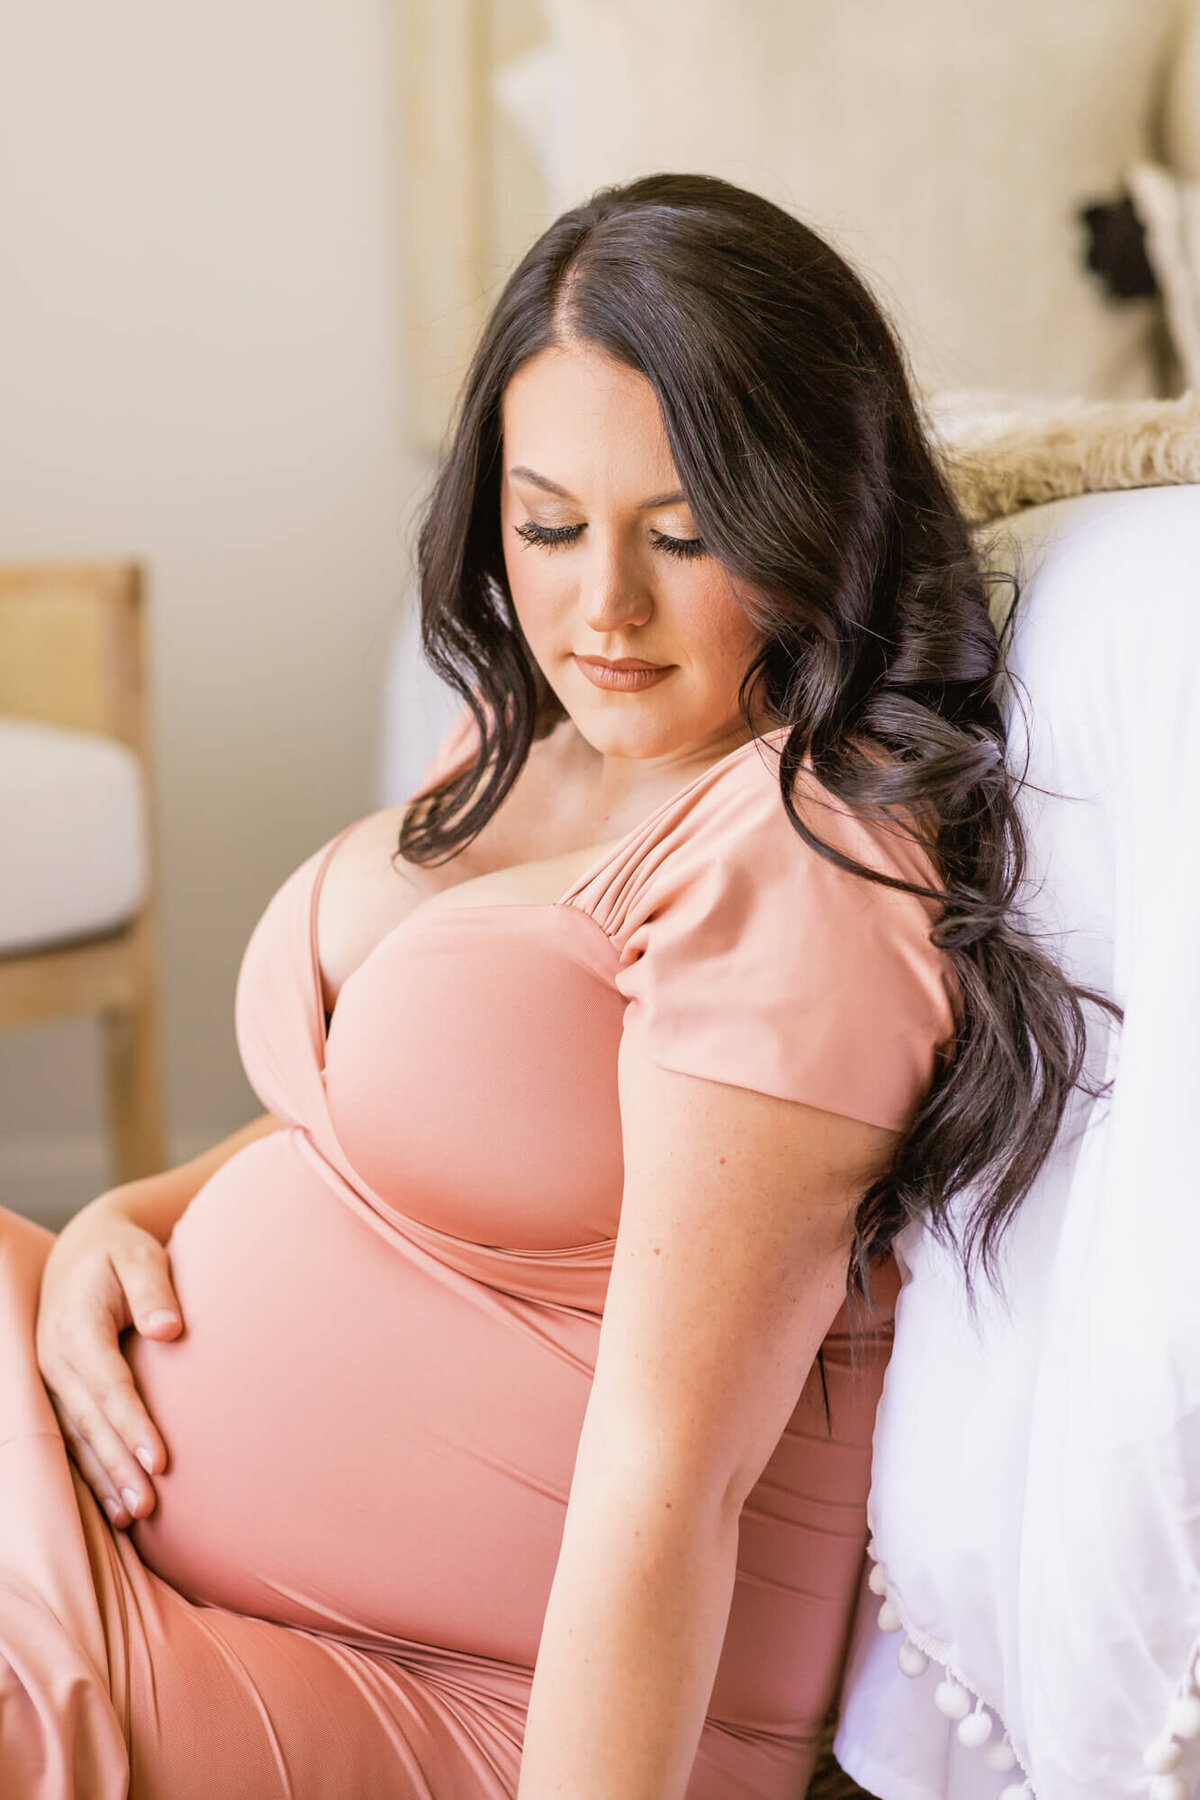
3, 173, 1117, 1798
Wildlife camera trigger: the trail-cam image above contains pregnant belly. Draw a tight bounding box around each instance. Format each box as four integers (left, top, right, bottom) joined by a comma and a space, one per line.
123, 1129, 597, 1667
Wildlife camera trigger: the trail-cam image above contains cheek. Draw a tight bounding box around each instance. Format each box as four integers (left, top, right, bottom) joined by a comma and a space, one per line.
675, 569, 761, 659
503, 543, 563, 642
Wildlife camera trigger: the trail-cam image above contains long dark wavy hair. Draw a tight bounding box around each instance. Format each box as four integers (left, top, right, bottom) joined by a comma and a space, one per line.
401, 170, 1123, 1341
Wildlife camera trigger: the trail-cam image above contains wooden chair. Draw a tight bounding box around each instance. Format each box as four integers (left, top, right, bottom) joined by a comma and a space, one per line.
0, 562, 166, 1184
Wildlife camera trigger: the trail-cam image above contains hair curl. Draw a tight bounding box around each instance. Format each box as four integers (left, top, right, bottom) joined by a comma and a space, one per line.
402, 171, 1123, 1367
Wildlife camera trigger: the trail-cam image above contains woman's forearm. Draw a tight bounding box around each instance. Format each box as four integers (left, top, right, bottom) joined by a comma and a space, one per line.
517, 1473, 740, 1799
91, 1111, 286, 1243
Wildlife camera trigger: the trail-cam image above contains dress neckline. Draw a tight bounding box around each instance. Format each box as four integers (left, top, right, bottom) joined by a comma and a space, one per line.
309, 723, 794, 1055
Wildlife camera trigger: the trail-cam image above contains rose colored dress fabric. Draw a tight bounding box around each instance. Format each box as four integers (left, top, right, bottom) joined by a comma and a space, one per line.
0, 706, 958, 1798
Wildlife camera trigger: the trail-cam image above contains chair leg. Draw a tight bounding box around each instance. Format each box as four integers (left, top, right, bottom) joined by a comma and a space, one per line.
101, 992, 166, 1184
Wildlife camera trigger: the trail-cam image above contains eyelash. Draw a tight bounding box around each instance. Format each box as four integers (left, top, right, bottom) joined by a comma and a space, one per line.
514, 520, 707, 561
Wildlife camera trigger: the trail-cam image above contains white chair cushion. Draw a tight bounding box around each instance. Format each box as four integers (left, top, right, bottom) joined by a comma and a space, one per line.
0, 718, 147, 955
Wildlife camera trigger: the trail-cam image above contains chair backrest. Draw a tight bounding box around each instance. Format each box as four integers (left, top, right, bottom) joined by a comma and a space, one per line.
0, 562, 148, 757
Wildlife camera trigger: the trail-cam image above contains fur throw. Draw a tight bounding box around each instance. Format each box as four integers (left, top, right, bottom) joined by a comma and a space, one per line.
922, 387, 1200, 525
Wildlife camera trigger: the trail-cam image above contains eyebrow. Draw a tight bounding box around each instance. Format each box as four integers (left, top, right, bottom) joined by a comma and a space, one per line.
508, 465, 687, 509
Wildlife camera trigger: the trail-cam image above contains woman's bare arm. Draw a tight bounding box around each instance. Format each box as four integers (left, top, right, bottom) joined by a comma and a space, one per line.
517, 1037, 897, 1799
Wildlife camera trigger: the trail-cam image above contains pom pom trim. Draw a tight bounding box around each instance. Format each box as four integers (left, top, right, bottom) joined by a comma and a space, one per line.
866, 1543, 1200, 1798
865, 1539, 1035, 1795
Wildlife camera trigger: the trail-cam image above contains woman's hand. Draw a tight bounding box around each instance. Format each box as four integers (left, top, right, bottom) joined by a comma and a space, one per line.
35, 1194, 184, 1530
35, 1111, 283, 1529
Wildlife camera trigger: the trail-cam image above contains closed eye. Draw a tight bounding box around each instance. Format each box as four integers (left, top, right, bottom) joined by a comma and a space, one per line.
514, 520, 707, 561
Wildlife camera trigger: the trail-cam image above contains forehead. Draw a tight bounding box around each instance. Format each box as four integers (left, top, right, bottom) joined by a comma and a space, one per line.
501, 343, 680, 489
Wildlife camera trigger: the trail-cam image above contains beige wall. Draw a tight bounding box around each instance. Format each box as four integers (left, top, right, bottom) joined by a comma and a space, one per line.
0, 0, 421, 1220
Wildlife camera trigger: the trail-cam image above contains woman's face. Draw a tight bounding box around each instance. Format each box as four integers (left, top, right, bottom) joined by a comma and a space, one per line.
499, 340, 769, 769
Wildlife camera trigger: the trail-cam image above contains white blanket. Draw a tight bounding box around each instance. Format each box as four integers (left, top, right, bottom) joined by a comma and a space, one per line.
833, 485, 1200, 1800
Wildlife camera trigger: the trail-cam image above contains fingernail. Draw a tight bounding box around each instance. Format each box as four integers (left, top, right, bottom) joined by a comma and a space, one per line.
146, 1310, 178, 1329
135, 1445, 155, 1474
121, 1487, 141, 1515
103, 1495, 124, 1524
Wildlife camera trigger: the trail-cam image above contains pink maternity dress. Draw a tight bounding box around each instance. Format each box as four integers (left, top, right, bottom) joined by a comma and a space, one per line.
0, 703, 959, 1798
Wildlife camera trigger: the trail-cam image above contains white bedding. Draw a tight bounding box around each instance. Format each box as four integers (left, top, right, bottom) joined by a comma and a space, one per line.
834, 486, 1200, 1800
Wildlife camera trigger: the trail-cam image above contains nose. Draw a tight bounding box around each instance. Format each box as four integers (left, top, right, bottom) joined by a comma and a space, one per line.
579, 530, 653, 634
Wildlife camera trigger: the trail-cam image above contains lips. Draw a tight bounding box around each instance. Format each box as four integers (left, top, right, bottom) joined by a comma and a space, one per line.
575, 656, 666, 671
574, 655, 675, 692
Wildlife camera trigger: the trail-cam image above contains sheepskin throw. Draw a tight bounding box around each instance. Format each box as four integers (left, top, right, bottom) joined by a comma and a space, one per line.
924, 387, 1200, 525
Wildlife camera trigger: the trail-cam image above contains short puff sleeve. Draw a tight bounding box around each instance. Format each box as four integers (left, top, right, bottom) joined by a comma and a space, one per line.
608, 747, 960, 1134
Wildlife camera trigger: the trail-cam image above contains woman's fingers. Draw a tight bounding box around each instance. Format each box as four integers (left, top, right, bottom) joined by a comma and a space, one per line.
106, 1238, 183, 1477
50, 1332, 165, 1519
111, 1233, 183, 1343
35, 1210, 183, 1531
48, 1391, 133, 1527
